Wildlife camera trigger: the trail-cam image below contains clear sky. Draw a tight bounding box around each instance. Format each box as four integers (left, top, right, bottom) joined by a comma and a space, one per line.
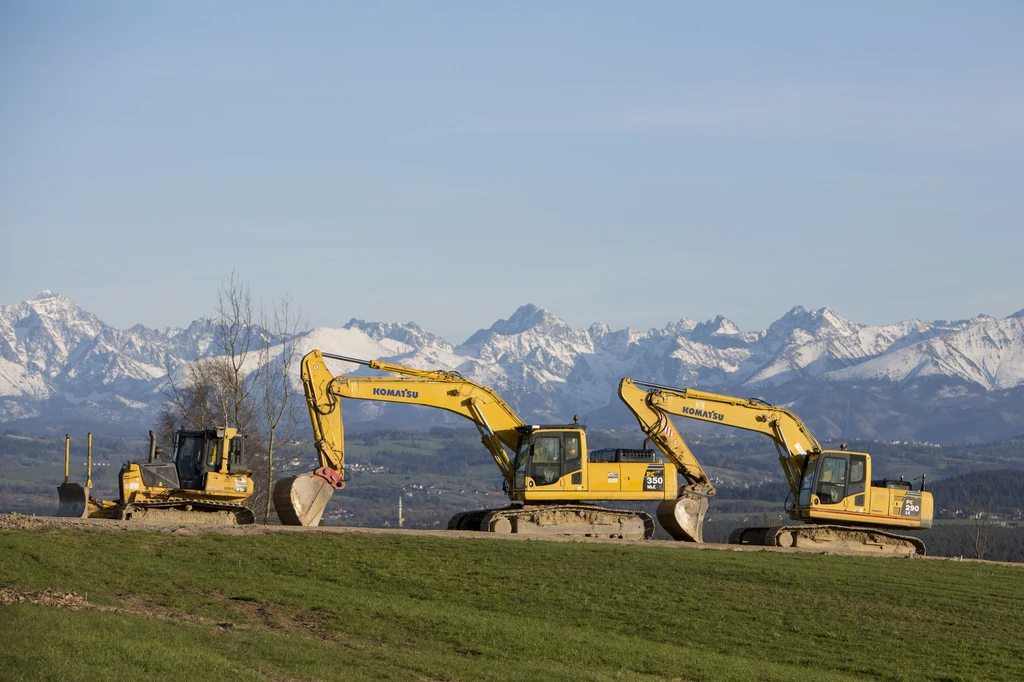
2, 2, 1022, 342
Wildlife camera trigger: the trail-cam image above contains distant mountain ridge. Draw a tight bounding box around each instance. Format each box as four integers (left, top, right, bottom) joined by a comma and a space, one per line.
2, 292, 1023, 442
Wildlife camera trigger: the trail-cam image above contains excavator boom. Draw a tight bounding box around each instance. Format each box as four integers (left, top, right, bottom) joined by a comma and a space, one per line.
275, 350, 528, 526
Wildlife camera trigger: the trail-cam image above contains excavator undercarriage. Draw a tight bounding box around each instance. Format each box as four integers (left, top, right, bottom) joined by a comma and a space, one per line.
729, 524, 926, 556
448, 504, 656, 540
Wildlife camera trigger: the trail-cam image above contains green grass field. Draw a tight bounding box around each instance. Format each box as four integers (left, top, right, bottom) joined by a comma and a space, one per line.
1, 523, 1022, 681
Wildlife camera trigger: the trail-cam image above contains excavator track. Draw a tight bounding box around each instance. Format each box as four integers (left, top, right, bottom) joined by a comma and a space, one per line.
115, 499, 256, 525
729, 524, 926, 556
447, 504, 655, 540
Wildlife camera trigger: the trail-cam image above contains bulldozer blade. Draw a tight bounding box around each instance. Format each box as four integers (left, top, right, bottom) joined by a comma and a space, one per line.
657, 491, 710, 543
273, 473, 335, 526
56, 483, 90, 518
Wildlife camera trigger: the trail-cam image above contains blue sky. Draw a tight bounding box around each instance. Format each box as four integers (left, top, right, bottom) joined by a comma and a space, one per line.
2, 2, 1022, 342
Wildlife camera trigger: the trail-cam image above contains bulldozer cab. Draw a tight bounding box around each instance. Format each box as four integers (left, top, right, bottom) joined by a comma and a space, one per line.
173, 429, 245, 491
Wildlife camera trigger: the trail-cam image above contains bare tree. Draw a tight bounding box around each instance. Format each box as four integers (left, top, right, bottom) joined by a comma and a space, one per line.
215, 270, 262, 432
257, 294, 308, 523
158, 272, 264, 455
947, 455, 995, 560
960, 472, 995, 561
156, 272, 312, 520
158, 356, 236, 449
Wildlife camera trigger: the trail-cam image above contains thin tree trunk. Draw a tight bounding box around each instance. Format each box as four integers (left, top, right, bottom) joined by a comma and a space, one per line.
264, 427, 276, 524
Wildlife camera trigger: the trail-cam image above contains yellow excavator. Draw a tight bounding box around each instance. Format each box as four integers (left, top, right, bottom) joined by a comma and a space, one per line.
273, 350, 709, 541
57, 428, 255, 524
619, 378, 933, 554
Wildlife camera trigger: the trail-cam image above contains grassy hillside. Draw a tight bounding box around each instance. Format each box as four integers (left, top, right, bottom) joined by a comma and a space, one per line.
1, 522, 1022, 681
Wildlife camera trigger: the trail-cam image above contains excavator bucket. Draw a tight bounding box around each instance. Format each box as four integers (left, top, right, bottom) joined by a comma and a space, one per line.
56, 482, 90, 518
273, 473, 335, 526
657, 490, 710, 543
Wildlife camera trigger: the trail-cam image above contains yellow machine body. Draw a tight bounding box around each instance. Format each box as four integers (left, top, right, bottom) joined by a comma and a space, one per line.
796, 450, 933, 530
505, 425, 679, 503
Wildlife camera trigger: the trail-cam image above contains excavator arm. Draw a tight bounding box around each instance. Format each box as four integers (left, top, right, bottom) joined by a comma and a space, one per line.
618, 378, 713, 490
626, 382, 821, 500
618, 378, 720, 542
274, 349, 528, 525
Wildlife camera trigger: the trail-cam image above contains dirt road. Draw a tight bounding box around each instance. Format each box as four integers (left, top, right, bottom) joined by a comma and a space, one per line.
4, 513, 1018, 566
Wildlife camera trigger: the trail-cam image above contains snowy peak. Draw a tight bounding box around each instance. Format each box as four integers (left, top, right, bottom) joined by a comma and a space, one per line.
769, 305, 859, 338
461, 304, 570, 348
693, 315, 742, 338
663, 318, 697, 335
689, 315, 756, 351
483, 304, 564, 336
1, 293, 1023, 442
830, 315, 1024, 390
343, 318, 453, 353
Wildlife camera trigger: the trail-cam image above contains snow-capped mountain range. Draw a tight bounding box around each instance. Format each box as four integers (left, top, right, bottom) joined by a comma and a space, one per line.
3, 291, 1024, 443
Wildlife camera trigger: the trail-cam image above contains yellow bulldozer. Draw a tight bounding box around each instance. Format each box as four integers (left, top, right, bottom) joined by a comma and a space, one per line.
57, 427, 255, 524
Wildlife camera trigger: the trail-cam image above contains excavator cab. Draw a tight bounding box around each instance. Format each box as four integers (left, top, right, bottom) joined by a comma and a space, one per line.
797, 452, 866, 507
512, 426, 584, 491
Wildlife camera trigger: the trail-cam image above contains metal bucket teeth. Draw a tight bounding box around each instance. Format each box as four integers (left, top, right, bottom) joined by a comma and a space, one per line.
273, 474, 335, 526
56, 483, 90, 518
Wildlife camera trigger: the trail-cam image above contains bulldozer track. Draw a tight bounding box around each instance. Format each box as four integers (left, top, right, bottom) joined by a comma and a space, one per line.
116, 500, 255, 525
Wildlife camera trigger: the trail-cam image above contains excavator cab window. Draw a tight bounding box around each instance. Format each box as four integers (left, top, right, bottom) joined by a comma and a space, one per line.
514, 439, 531, 473
564, 434, 582, 471
847, 454, 867, 501
798, 456, 816, 507
816, 455, 848, 505
531, 436, 562, 486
